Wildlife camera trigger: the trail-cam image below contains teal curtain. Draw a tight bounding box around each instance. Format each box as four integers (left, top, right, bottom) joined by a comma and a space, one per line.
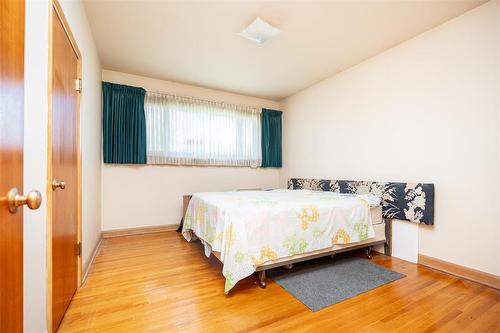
102, 82, 147, 164
261, 108, 283, 168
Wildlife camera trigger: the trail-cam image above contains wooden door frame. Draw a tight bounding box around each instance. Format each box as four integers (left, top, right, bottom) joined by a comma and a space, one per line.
47, 0, 82, 331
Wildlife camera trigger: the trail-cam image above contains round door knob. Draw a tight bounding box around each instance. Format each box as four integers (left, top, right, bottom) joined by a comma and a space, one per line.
25, 190, 42, 209
6, 188, 42, 214
52, 180, 66, 191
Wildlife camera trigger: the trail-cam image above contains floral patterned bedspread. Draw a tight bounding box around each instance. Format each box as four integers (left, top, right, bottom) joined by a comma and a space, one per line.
182, 189, 381, 293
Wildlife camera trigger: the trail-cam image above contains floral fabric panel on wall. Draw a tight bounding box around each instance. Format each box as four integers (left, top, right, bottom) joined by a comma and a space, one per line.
288, 178, 434, 225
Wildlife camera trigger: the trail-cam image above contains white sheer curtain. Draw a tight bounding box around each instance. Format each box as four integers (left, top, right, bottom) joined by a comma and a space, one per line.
145, 91, 262, 167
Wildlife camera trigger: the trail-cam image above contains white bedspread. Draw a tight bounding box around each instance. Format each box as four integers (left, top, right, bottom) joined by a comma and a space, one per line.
182, 189, 380, 293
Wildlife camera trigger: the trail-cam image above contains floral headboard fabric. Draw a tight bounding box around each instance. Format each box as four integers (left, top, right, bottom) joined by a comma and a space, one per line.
288, 178, 435, 225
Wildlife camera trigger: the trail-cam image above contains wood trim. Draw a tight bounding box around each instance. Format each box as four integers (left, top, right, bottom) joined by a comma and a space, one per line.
82, 235, 103, 284
47, 1, 82, 331
46, 2, 54, 330
418, 254, 500, 290
102, 225, 178, 239
51, 0, 81, 59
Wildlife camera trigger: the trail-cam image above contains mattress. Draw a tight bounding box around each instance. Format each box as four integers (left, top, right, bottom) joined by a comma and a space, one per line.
183, 189, 385, 293
252, 223, 386, 269
210, 206, 385, 268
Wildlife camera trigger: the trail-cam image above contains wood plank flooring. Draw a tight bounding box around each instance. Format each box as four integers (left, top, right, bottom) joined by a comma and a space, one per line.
59, 232, 500, 332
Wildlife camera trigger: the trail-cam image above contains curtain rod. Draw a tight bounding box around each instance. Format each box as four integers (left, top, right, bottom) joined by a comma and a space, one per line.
146, 89, 261, 113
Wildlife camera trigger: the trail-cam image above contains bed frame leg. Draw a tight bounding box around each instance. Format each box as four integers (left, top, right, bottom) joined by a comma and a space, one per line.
384, 219, 392, 256
257, 270, 266, 288
365, 246, 373, 259
283, 264, 293, 269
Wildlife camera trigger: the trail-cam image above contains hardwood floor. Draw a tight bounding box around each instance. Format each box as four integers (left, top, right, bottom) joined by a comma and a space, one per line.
59, 232, 500, 332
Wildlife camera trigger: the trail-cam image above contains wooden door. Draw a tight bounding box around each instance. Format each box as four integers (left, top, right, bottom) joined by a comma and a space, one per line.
0, 0, 25, 331
51, 4, 80, 331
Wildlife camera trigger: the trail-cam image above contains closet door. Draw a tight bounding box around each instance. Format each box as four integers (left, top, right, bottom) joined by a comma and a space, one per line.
50, 2, 81, 331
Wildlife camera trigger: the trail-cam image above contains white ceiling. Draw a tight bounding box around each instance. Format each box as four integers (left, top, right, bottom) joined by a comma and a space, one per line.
84, 0, 487, 101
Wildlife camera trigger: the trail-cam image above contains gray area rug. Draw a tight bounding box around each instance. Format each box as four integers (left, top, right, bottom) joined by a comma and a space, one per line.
268, 255, 405, 311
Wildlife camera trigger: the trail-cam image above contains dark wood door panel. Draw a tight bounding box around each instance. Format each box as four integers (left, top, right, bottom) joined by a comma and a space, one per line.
51, 6, 79, 332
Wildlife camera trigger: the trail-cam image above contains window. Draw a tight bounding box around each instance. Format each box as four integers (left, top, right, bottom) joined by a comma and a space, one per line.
145, 92, 262, 167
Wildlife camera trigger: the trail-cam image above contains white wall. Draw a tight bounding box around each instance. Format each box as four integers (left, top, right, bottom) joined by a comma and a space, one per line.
101, 70, 283, 230
23, 1, 101, 331
281, 0, 500, 276
24, 2, 49, 331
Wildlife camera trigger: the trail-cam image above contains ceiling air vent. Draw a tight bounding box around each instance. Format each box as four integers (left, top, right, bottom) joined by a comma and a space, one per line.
238, 17, 280, 44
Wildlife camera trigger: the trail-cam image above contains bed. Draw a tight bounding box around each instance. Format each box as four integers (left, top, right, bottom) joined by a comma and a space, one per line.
182, 189, 387, 293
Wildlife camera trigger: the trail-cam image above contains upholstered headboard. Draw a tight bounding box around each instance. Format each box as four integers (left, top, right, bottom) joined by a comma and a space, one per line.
288, 178, 435, 225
